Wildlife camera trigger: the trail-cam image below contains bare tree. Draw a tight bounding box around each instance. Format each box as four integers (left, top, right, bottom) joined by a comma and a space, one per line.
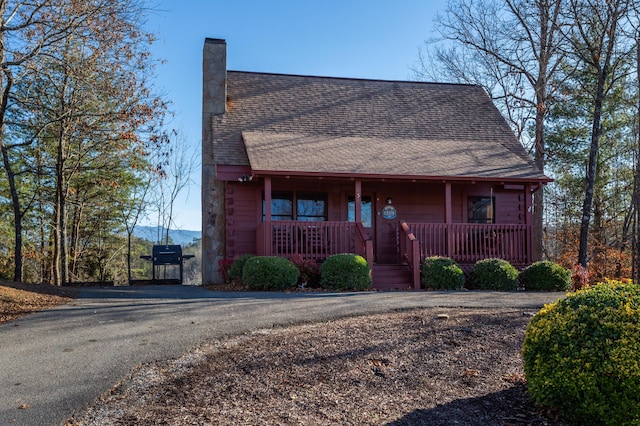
633, 31, 640, 283
121, 178, 153, 284
416, 0, 566, 261
150, 130, 197, 244
563, 0, 635, 267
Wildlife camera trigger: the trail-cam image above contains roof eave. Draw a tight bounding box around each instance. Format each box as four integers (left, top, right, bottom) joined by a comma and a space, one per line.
250, 169, 553, 184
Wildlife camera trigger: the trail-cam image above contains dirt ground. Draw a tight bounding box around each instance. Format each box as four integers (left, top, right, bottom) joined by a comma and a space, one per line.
1, 282, 558, 425
69, 308, 559, 426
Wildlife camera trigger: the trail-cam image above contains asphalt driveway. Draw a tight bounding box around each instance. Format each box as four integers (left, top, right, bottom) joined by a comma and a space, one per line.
0, 286, 564, 425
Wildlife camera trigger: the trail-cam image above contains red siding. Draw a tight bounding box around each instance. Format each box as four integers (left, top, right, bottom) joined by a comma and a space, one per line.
225, 178, 530, 260
225, 182, 260, 259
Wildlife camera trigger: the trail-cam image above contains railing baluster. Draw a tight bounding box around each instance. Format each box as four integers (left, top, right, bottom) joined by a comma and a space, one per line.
406, 222, 530, 267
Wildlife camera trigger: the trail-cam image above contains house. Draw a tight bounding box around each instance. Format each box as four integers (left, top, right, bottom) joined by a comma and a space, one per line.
202, 38, 551, 289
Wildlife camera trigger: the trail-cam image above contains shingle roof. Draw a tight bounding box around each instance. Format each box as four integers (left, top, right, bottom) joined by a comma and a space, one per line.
211, 71, 549, 181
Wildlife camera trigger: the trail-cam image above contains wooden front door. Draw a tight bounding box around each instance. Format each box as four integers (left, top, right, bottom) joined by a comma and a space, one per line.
376, 198, 399, 263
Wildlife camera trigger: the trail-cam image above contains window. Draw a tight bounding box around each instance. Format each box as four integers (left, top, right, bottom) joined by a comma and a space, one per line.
263, 192, 327, 221
297, 193, 327, 222
468, 196, 495, 224
348, 196, 372, 227
263, 192, 293, 221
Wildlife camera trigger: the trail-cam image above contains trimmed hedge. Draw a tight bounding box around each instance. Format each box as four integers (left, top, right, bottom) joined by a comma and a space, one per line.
320, 253, 371, 291
241, 256, 299, 291
519, 261, 571, 291
469, 258, 518, 291
228, 254, 254, 282
523, 281, 640, 424
420, 256, 465, 290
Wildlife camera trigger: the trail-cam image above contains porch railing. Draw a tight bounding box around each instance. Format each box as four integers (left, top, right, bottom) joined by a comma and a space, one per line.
258, 220, 530, 280
406, 222, 530, 265
258, 221, 358, 261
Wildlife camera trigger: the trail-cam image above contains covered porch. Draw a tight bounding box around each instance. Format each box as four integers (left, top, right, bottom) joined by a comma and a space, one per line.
252, 175, 535, 290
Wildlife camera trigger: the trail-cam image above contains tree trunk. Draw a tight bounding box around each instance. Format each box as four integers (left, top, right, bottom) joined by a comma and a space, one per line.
53, 137, 66, 286
0, 135, 22, 282
533, 82, 547, 261
127, 232, 132, 284
577, 72, 606, 267
575, 0, 623, 268
634, 34, 640, 284
69, 202, 84, 280
0, 14, 23, 282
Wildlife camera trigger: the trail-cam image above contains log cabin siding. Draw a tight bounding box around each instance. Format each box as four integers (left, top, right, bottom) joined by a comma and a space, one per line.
224, 179, 530, 261
495, 191, 526, 224
225, 182, 260, 259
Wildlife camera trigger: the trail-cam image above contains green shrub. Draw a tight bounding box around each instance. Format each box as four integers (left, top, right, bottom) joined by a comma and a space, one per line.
469, 258, 518, 290
420, 256, 465, 290
320, 253, 371, 291
522, 281, 640, 425
228, 254, 254, 282
241, 256, 299, 291
519, 261, 571, 291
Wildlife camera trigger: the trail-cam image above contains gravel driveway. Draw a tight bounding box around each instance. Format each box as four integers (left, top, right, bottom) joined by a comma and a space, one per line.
0, 285, 563, 425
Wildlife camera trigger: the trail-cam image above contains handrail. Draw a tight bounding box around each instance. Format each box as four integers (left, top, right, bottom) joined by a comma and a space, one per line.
355, 222, 374, 268
400, 221, 416, 241
399, 221, 421, 290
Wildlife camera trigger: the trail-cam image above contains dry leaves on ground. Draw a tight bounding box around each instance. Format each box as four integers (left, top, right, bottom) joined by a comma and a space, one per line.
0, 281, 72, 323
70, 308, 559, 426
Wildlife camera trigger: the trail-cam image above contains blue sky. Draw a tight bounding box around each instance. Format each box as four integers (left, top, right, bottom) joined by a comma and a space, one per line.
145, 0, 447, 231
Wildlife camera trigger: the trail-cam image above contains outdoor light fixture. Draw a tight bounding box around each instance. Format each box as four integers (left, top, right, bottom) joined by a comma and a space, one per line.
386, 197, 393, 204
238, 174, 253, 182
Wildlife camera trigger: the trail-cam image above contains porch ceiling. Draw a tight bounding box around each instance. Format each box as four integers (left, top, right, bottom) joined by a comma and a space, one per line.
242, 131, 550, 181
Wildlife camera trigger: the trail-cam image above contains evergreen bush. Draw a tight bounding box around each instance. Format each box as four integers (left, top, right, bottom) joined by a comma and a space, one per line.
228, 254, 254, 282
522, 280, 640, 424
320, 253, 371, 291
241, 256, 299, 291
519, 261, 571, 291
469, 258, 518, 290
420, 256, 465, 290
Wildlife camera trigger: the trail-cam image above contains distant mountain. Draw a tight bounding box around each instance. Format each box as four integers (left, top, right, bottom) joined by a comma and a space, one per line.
133, 225, 201, 246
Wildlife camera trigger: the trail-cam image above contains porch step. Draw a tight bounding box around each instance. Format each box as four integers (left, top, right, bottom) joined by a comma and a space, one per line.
371, 264, 415, 291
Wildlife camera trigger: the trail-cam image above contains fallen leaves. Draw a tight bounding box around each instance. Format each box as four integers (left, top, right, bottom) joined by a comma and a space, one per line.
0, 282, 72, 323
69, 308, 560, 425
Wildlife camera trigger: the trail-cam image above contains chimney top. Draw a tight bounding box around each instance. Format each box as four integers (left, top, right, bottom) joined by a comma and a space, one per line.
205, 38, 226, 45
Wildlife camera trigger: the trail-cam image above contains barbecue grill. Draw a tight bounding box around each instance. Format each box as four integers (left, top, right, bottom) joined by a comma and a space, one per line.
140, 244, 195, 284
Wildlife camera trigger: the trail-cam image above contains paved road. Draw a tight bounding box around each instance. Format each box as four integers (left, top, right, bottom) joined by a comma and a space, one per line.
0, 286, 564, 425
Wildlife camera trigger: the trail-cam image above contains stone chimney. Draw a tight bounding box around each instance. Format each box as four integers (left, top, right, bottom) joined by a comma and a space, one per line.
202, 38, 227, 284
202, 38, 227, 115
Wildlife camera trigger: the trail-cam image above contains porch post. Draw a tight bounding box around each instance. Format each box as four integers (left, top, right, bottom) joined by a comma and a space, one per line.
524, 184, 534, 263
354, 179, 362, 223
264, 177, 272, 256
264, 177, 272, 221
445, 182, 452, 257
353, 179, 373, 267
